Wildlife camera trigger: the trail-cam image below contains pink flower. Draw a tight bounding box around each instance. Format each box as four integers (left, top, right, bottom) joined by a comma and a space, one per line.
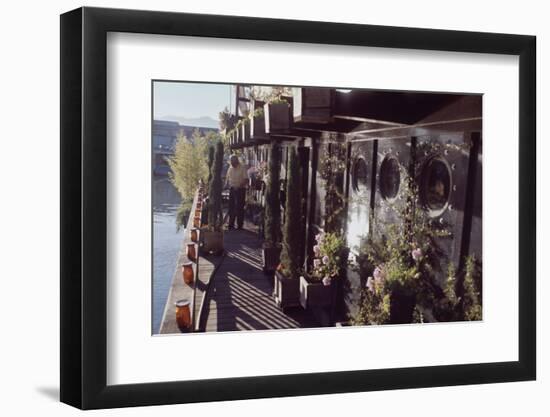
411, 248, 423, 261
366, 276, 374, 293
373, 266, 385, 283
322, 276, 332, 286
313, 245, 321, 256
322, 255, 330, 265
315, 232, 325, 243
313, 259, 321, 269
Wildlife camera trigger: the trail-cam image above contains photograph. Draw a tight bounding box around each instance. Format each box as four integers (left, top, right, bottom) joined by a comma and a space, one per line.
54, 4, 538, 411
152, 82, 483, 335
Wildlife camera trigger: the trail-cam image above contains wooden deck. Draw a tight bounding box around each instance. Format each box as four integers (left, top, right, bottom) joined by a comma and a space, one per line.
200, 227, 314, 332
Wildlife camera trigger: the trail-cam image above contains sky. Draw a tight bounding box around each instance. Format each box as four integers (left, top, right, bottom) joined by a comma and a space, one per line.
153, 81, 233, 127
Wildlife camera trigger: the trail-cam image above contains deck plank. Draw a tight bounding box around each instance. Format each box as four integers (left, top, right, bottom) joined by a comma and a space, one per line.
201, 227, 313, 332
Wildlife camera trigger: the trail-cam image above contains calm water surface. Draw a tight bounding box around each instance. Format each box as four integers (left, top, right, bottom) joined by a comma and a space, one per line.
152, 178, 183, 334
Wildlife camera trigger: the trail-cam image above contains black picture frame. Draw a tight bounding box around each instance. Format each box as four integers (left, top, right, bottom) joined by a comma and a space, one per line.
60, 6, 536, 410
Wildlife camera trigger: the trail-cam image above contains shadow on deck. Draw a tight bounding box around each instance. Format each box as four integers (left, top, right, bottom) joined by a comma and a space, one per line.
200, 227, 315, 332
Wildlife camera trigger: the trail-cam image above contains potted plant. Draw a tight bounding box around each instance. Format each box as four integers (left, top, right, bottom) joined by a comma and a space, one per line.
200, 145, 215, 227
200, 140, 224, 255
273, 146, 302, 310
299, 231, 347, 309
262, 142, 282, 274
264, 97, 292, 134
352, 176, 455, 326
249, 161, 266, 191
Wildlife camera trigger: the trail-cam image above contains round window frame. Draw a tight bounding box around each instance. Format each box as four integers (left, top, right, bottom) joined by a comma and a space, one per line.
419, 154, 453, 218
378, 155, 402, 202
352, 156, 369, 195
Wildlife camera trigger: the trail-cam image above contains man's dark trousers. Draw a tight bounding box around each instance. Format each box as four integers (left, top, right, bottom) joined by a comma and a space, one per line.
228, 187, 246, 229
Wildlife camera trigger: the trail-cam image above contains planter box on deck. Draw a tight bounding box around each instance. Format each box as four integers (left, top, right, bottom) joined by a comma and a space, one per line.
299, 275, 333, 309
273, 270, 300, 310
262, 245, 281, 274
389, 289, 416, 324
199, 230, 224, 256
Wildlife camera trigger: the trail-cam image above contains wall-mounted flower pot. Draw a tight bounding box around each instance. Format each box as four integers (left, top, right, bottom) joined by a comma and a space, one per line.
262, 245, 281, 274
292, 87, 334, 124
299, 275, 333, 309
199, 230, 224, 256
273, 270, 300, 310
264, 101, 292, 133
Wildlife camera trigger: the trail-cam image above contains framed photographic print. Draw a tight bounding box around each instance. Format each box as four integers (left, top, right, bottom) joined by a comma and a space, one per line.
60, 6, 536, 409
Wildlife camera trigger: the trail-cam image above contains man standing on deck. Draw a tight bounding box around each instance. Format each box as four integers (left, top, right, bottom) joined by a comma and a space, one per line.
225, 154, 248, 230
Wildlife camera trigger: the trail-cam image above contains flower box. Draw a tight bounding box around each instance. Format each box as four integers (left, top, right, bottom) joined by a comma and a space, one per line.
242, 121, 251, 143
199, 230, 224, 256
273, 270, 300, 310
235, 126, 241, 144
262, 245, 281, 274
292, 87, 334, 124
264, 101, 292, 133
250, 99, 267, 140
299, 275, 333, 309
389, 288, 416, 324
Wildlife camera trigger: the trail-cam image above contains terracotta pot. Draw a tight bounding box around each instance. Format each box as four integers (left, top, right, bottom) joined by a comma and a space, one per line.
182, 261, 194, 285
175, 299, 192, 330
193, 216, 201, 229
186, 243, 197, 262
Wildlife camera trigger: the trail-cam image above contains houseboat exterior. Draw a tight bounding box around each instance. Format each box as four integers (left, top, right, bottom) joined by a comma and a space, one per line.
228, 85, 482, 323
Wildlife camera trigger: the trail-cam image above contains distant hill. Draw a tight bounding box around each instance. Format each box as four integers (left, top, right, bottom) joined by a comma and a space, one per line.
153, 120, 218, 148
158, 115, 219, 129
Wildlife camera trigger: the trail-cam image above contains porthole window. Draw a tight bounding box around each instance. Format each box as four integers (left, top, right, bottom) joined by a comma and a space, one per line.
420, 156, 452, 215
379, 156, 401, 200
352, 158, 369, 193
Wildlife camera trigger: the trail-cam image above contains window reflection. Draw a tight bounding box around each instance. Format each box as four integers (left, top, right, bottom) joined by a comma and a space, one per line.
352, 158, 368, 194
379, 156, 401, 200
421, 157, 451, 212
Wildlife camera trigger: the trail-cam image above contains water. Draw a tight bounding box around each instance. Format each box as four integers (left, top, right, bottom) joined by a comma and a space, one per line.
152, 178, 184, 334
